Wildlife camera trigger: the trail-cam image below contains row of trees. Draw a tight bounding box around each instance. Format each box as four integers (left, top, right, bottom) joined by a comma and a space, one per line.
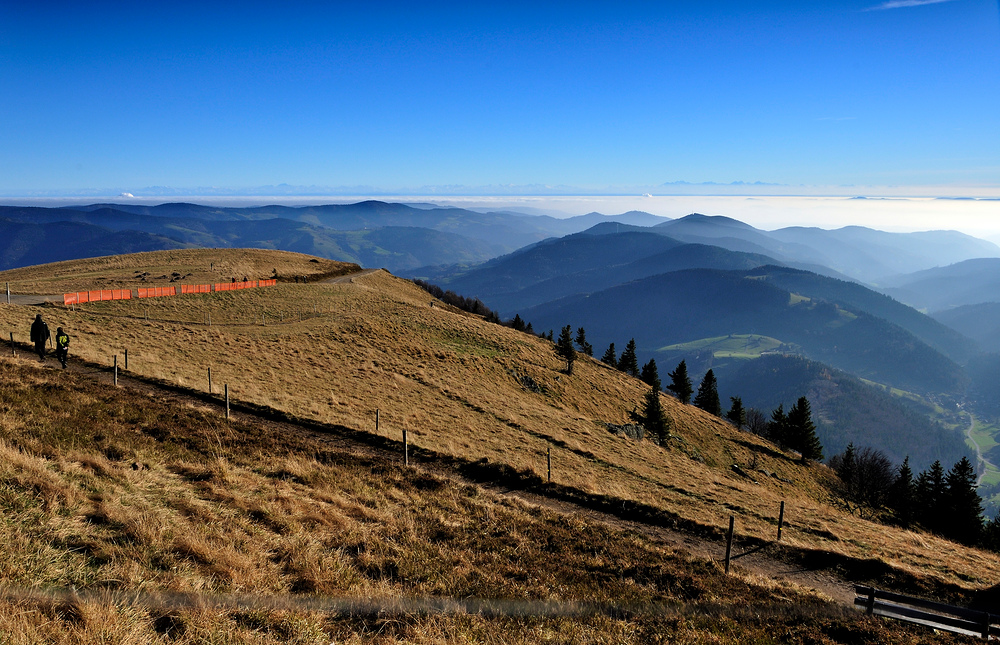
830, 445, 985, 547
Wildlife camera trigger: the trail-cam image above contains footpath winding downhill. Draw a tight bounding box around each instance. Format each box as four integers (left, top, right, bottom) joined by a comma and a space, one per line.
4, 316, 857, 608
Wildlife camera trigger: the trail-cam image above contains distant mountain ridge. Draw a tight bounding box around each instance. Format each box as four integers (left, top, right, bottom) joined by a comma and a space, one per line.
0, 201, 671, 272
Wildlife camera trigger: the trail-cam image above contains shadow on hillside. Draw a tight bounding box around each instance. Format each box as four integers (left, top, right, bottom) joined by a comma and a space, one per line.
732, 437, 798, 464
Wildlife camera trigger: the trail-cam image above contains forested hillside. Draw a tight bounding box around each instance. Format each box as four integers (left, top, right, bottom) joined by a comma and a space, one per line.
522, 268, 967, 396
712, 354, 969, 471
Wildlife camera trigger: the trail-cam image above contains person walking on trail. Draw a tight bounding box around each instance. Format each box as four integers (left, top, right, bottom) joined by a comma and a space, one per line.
54, 327, 70, 369
30, 314, 50, 361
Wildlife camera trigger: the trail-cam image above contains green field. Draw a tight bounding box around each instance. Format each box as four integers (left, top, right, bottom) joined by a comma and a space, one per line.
657, 334, 787, 359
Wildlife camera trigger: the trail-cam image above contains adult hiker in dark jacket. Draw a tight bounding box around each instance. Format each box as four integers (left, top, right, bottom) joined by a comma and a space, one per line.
30, 314, 50, 360
55, 327, 70, 369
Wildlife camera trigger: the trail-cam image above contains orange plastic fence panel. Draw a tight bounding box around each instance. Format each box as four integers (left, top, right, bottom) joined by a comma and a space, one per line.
78, 292, 90, 304
88, 291, 100, 302
100, 290, 111, 301
63, 293, 76, 306
121, 290, 132, 300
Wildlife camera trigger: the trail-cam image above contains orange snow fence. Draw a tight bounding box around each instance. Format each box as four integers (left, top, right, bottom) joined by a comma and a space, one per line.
65, 278, 275, 305
137, 286, 178, 299
64, 289, 132, 306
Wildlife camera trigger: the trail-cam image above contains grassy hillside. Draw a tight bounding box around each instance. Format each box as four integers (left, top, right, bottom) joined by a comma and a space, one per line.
0, 249, 997, 641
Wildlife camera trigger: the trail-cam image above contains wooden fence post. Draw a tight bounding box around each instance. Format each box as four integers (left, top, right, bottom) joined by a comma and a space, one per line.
724, 515, 735, 574
777, 501, 785, 541
5, 282, 9, 304
208, 367, 212, 394
9, 332, 14, 357
866, 587, 876, 615
983, 612, 992, 640
403, 428, 409, 466
225, 384, 230, 420
124, 349, 128, 370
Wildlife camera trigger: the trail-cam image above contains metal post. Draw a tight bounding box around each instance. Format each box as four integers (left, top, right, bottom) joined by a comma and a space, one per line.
547, 446, 552, 482
403, 429, 408, 466
777, 501, 785, 541
9, 332, 14, 357
113, 355, 118, 386
124, 349, 128, 370
5, 282, 8, 304
376, 409, 380, 433
724, 515, 735, 574
225, 384, 230, 420
208, 367, 212, 394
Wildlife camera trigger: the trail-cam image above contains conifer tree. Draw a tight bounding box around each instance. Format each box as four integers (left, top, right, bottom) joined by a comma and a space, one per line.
618, 339, 639, 377
916, 460, 946, 533
693, 369, 722, 416
525, 322, 534, 334
575, 327, 593, 356
787, 396, 822, 462
509, 314, 526, 332
768, 404, 788, 447
666, 360, 693, 404
640, 382, 670, 446
725, 396, 746, 430
943, 456, 983, 545
889, 456, 917, 529
835, 443, 858, 504
640, 359, 661, 390
556, 325, 576, 375
601, 343, 617, 367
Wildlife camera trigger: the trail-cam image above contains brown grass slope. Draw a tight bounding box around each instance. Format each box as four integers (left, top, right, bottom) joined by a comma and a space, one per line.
0, 356, 964, 644
0, 248, 994, 641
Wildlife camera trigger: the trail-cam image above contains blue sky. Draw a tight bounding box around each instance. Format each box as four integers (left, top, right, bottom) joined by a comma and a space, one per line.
1, 1, 998, 197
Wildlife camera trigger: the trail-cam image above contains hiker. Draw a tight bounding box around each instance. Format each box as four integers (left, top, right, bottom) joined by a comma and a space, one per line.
30, 314, 50, 360
54, 327, 70, 369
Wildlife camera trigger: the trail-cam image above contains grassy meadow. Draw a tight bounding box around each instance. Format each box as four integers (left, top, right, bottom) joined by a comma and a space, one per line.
0, 345, 967, 644
0, 249, 996, 642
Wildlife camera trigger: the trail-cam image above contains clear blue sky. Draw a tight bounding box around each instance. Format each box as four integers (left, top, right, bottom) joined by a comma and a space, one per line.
1, 1, 998, 196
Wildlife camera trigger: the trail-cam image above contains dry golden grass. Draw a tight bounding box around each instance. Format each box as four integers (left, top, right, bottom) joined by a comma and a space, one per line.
0, 248, 356, 294
0, 356, 955, 644
0, 248, 994, 642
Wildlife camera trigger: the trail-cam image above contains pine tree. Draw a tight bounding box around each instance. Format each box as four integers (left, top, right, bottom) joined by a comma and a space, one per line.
787, 396, 822, 462
575, 327, 593, 356
556, 325, 576, 375
601, 343, 617, 366
618, 339, 639, 377
693, 369, 721, 416
525, 322, 534, 334
509, 314, 526, 332
666, 360, 693, 404
725, 396, 746, 430
889, 456, 916, 528
835, 443, 858, 506
915, 460, 946, 533
943, 456, 983, 545
640, 382, 670, 446
640, 359, 661, 390
768, 404, 788, 447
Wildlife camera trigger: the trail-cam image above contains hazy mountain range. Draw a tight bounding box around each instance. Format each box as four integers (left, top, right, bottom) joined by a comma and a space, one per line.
5, 199, 1000, 469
